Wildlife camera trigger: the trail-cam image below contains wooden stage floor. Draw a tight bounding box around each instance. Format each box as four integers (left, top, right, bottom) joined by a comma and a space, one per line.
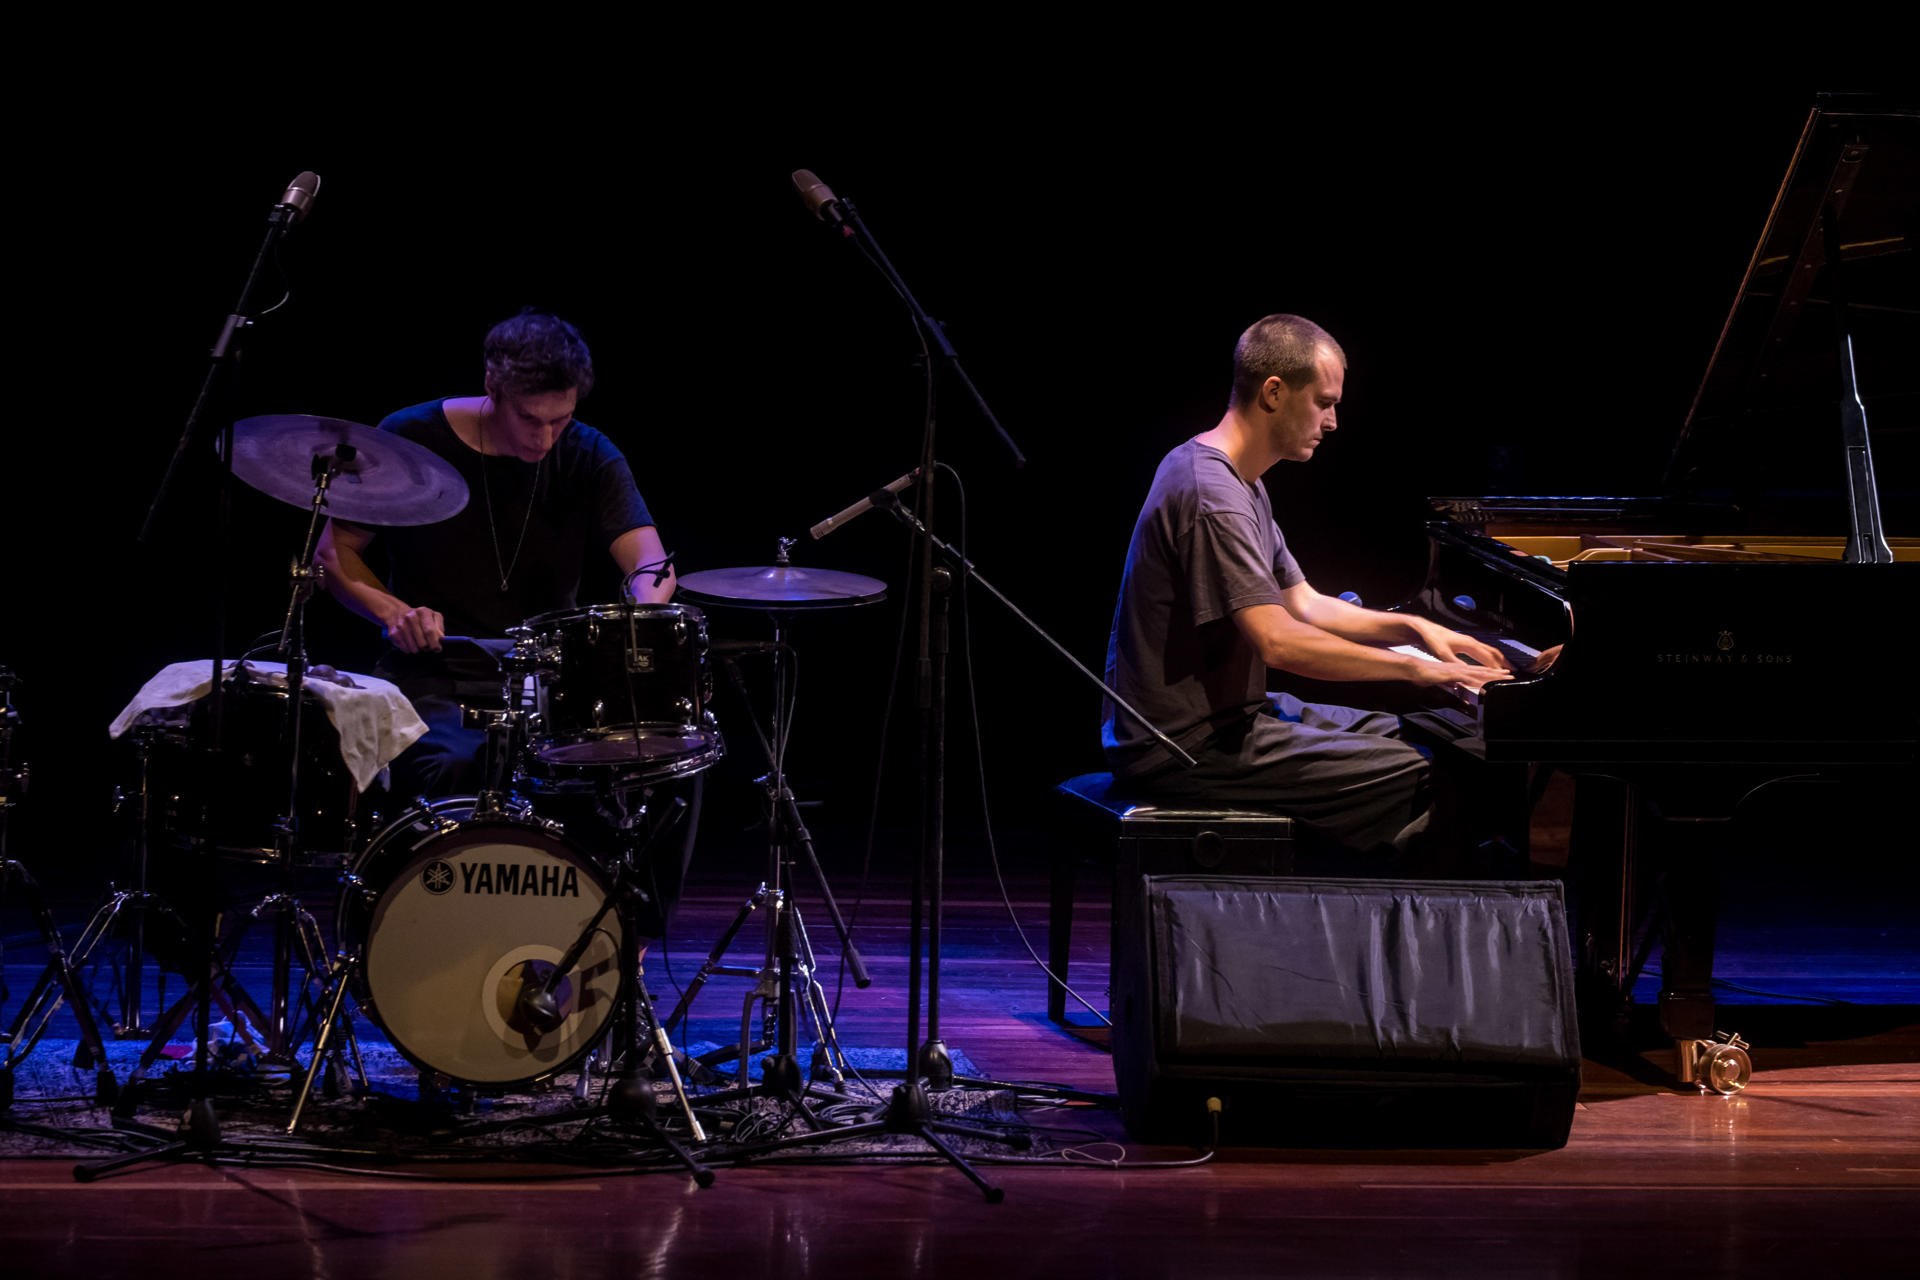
3, 856, 1918, 1276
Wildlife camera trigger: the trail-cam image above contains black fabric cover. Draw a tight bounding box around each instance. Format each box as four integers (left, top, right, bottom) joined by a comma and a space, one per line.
1113, 875, 1581, 1148
1155, 879, 1576, 1067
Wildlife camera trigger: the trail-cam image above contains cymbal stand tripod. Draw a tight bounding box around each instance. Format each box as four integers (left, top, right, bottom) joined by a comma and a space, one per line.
657, 628, 867, 1108
1, 673, 118, 1108
26, 728, 173, 1045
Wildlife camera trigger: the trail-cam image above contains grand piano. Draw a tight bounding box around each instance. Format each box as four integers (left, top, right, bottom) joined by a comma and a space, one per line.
1399, 95, 1918, 1086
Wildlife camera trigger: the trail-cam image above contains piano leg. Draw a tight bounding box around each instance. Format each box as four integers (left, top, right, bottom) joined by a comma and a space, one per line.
1568, 774, 1639, 1036
1649, 813, 1725, 1046
1570, 774, 1727, 1076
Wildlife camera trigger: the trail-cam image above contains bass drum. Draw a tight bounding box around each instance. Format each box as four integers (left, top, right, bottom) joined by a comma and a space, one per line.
337, 800, 625, 1088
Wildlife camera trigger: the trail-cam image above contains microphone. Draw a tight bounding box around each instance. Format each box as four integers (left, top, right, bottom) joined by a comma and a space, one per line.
273, 171, 322, 225
791, 169, 849, 232
516, 976, 566, 1034
809, 468, 920, 540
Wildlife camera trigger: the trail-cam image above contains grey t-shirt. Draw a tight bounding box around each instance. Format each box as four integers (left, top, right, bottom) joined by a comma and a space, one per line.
1102, 438, 1305, 778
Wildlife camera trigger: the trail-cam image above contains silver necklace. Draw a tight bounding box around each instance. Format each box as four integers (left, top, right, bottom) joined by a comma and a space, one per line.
477, 400, 542, 593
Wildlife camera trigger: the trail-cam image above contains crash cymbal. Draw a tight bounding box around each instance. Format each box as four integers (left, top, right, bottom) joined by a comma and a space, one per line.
678, 564, 888, 610
228, 415, 469, 526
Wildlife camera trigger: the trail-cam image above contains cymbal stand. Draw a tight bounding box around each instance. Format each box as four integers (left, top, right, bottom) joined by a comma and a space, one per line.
102, 730, 163, 1038
657, 628, 864, 1096
1, 674, 118, 1108
110, 455, 357, 1126
39, 728, 171, 1042
254, 447, 354, 1057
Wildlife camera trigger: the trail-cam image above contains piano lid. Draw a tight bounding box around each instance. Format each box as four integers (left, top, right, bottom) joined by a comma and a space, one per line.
1663, 95, 1919, 508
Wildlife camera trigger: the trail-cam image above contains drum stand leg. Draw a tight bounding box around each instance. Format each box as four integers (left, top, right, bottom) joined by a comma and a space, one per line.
286, 948, 364, 1134
1, 860, 119, 1107
675, 647, 870, 1086
789, 899, 851, 1087
605, 961, 712, 1183
87, 729, 167, 1040
109, 907, 276, 1120
481, 874, 716, 1186
685, 889, 849, 1126
658, 884, 768, 1051
238, 891, 333, 1062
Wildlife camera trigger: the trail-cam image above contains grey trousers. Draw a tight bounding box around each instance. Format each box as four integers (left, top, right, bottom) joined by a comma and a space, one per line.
1126, 693, 1445, 857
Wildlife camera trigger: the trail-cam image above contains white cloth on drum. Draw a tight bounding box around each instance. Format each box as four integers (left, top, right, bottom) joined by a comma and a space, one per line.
110, 660, 428, 793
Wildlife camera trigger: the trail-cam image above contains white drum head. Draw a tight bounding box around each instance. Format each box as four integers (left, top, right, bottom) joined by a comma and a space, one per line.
361, 824, 622, 1086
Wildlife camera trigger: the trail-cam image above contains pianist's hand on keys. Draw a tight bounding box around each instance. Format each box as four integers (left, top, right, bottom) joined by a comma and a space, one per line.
1388, 644, 1517, 698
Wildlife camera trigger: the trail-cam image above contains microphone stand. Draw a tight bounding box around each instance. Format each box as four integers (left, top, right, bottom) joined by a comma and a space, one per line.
822, 191, 1007, 1091
810, 189, 1195, 1151
87, 177, 324, 1178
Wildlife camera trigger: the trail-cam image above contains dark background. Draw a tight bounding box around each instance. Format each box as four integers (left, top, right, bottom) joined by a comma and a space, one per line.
4, 68, 1910, 885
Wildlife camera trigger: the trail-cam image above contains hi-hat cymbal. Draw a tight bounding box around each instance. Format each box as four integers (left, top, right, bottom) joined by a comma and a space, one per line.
228, 415, 469, 526
678, 564, 888, 610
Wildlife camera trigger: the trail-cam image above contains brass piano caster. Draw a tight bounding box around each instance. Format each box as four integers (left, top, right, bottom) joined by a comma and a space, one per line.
1677, 1031, 1752, 1095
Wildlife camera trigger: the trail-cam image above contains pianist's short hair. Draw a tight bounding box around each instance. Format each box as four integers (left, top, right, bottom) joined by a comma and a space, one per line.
1230, 314, 1344, 408
483, 310, 596, 401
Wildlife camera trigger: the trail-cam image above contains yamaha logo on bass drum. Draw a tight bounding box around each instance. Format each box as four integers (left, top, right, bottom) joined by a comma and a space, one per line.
420, 858, 583, 897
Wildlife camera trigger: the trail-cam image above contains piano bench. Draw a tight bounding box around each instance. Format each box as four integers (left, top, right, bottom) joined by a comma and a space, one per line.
1047, 772, 1296, 1025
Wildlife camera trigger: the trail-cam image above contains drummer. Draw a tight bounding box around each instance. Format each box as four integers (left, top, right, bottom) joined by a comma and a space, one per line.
317, 309, 675, 800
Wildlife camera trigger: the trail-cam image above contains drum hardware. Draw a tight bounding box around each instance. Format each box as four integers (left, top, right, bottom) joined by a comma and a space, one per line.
254, 446, 357, 1058
23, 727, 215, 1056
106, 883, 346, 1120
106, 730, 162, 1038
648, 584, 871, 1113
1, 673, 119, 1107
281, 913, 378, 1134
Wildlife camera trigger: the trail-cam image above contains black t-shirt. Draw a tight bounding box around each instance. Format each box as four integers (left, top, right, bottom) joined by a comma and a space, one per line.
360, 400, 654, 639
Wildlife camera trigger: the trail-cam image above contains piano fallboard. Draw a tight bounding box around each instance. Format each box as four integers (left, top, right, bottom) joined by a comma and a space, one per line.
1476, 559, 1919, 764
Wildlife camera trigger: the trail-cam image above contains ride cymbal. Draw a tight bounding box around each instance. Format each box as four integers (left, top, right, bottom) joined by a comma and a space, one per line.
228, 415, 469, 526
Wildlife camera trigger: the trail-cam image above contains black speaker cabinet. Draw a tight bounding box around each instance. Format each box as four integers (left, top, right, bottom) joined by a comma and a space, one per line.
1112, 873, 1581, 1149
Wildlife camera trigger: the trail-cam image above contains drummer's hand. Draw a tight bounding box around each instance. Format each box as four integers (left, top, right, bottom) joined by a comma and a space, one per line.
385, 606, 445, 654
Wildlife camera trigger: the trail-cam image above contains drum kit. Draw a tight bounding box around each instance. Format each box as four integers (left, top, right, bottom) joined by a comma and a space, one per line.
3, 414, 891, 1151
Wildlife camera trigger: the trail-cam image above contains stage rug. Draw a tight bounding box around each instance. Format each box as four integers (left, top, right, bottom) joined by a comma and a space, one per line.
0, 1037, 1039, 1169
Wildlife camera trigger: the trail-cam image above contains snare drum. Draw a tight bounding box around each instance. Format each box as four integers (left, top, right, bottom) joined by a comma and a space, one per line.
337, 800, 624, 1087
519, 602, 723, 792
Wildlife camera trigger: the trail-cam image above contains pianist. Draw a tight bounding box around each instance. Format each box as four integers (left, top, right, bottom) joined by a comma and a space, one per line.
1101, 313, 1513, 857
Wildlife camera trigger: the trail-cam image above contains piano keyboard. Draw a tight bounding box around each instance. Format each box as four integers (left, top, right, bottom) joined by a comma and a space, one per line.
1388, 633, 1541, 720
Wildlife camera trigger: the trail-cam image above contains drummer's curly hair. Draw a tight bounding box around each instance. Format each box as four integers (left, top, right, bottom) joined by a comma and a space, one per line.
483, 310, 596, 400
